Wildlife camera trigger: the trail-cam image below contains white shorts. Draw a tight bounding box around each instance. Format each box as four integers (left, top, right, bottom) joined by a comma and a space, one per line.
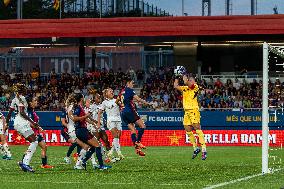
107, 121, 122, 131
67, 124, 77, 141
14, 116, 34, 138
68, 130, 77, 141
87, 124, 97, 135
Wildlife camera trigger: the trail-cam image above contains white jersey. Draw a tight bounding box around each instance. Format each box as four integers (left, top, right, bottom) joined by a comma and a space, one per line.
100, 99, 121, 122
10, 95, 28, 117
66, 104, 75, 132
89, 103, 104, 124
10, 96, 33, 138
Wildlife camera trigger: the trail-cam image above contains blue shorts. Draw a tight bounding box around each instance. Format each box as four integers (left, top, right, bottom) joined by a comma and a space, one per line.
75, 127, 94, 144
61, 129, 70, 141
121, 110, 140, 125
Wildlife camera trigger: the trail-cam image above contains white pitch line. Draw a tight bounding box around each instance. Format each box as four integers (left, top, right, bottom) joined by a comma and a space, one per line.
203, 168, 283, 189
7, 180, 135, 185
6, 180, 193, 186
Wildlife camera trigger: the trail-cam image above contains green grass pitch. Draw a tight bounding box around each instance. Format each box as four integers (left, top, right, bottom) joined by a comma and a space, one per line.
0, 146, 283, 189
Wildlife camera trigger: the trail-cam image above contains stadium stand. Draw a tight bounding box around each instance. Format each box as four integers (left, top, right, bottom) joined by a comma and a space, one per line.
0, 66, 282, 111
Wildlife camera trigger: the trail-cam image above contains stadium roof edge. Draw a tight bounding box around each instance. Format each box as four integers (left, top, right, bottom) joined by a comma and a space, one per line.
1, 15, 284, 39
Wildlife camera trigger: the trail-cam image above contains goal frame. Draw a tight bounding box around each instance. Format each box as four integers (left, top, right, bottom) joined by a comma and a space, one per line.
262, 42, 284, 174
262, 42, 269, 174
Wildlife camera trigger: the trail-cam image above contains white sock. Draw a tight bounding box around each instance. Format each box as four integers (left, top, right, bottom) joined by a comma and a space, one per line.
76, 149, 87, 166
90, 154, 98, 166
3, 143, 11, 157
113, 138, 121, 153
23, 141, 38, 165
0, 144, 4, 155
109, 142, 115, 154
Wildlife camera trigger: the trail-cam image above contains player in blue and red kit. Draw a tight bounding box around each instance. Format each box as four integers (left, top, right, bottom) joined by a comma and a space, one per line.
118, 78, 150, 156
61, 109, 81, 164
27, 96, 54, 169
73, 93, 111, 170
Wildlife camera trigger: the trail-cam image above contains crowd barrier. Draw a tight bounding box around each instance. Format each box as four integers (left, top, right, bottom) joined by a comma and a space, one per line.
3, 111, 284, 146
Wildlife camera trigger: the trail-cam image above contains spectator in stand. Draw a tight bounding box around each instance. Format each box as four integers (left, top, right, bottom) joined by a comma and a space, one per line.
127, 66, 137, 82
250, 79, 259, 90
243, 96, 252, 108
50, 76, 57, 87
0, 65, 282, 111
214, 78, 223, 88
50, 68, 57, 78
163, 92, 169, 104
233, 78, 241, 90
136, 69, 144, 88
232, 103, 241, 111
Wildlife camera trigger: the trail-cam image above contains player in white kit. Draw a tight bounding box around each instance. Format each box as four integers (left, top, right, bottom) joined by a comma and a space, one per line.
64, 94, 93, 169
98, 88, 124, 160
6, 84, 40, 172
0, 111, 12, 160
86, 93, 113, 163
87, 94, 111, 150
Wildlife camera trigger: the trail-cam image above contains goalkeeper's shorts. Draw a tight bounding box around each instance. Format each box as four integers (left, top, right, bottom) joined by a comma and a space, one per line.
183, 109, 200, 126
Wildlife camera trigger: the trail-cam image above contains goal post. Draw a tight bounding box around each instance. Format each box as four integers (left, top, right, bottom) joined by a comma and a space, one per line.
262, 42, 269, 174
262, 42, 284, 174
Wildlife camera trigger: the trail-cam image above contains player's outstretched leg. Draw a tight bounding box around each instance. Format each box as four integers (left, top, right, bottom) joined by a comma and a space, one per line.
133, 119, 147, 156
136, 127, 146, 149
129, 125, 145, 157
20, 134, 38, 173
1, 143, 12, 160
196, 129, 207, 160
0, 132, 12, 160
110, 126, 124, 161
64, 142, 77, 164
38, 138, 54, 169
99, 130, 111, 151
186, 131, 200, 159
74, 148, 87, 169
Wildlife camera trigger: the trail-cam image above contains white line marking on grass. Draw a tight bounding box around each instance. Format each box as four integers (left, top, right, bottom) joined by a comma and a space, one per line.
8, 181, 135, 185
159, 183, 193, 186
203, 168, 283, 189
7, 180, 193, 186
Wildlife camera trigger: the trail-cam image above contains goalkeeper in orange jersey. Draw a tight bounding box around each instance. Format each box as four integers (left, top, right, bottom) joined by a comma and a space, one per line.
174, 74, 207, 160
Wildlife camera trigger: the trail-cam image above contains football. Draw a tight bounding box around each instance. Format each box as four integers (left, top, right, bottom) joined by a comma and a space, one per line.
174, 66, 187, 76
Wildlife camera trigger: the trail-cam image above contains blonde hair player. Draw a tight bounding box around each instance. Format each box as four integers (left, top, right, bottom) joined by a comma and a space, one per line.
6, 84, 40, 172
174, 74, 207, 160
98, 88, 124, 161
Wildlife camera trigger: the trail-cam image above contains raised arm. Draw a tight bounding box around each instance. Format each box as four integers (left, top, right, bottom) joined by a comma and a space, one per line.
133, 95, 150, 106
115, 96, 123, 107
174, 78, 182, 91
70, 109, 90, 122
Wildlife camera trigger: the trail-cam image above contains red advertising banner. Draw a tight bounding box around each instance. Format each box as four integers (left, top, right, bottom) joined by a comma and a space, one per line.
6, 130, 284, 147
